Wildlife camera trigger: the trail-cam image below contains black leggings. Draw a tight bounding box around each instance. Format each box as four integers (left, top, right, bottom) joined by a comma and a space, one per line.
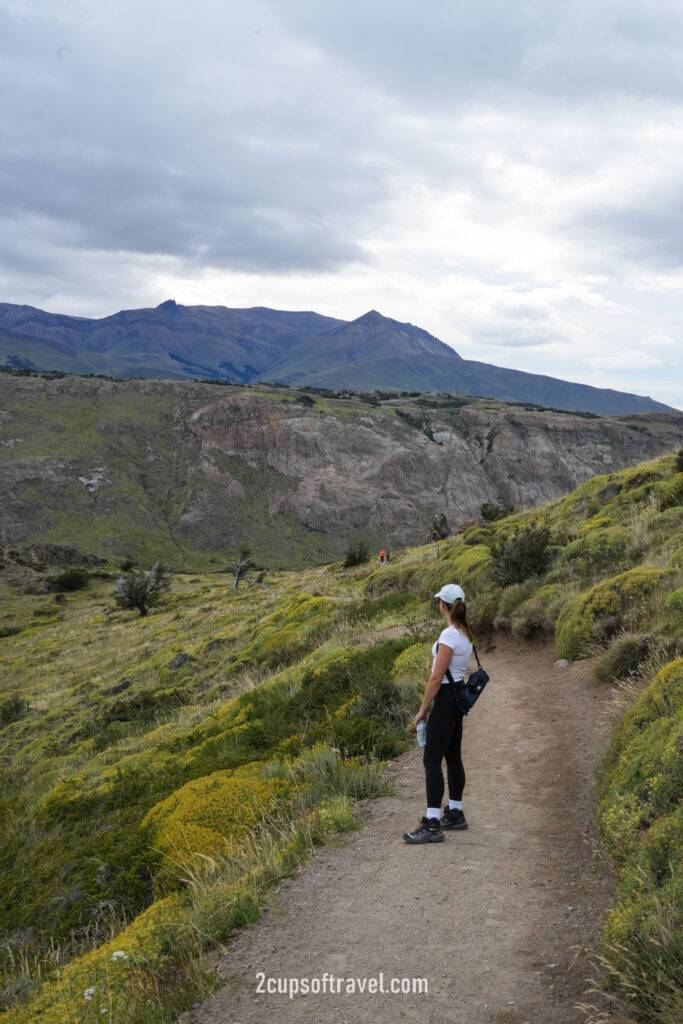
423, 684, 465, 807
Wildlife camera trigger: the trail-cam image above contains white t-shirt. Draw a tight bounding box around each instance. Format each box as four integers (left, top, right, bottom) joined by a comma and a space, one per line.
431, 625, 473, 683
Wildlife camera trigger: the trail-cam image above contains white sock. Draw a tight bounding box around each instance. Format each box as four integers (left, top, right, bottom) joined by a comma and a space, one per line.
426, 807, 441, 819
449, 800, 463, 811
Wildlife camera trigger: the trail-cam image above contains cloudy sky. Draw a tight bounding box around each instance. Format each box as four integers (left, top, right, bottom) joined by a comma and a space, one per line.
2, 0, 683, 407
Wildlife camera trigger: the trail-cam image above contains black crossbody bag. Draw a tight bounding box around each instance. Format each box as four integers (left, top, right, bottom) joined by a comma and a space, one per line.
437, 640, 490, 715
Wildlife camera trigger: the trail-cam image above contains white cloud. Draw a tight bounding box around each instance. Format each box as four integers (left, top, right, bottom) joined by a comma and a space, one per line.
643, 334, 677, 347
0, 0, 682, 406
588, 350, 663, 371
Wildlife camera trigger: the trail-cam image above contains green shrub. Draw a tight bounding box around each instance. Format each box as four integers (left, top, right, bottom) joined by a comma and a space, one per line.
618, 466, 665, 494
598, 716, 682, 857
594, 632, 654, 683
343, 591, 419, 624
497, 578, 541, 618
663, 587, 683, 638
48, 566, 90, 592
675, 447, 683, 473
343, 540, 369, 568
557, 526, 632, 579
647, 506, 683, 540
353, 673, 420, 730
510, 584, 565, 639
655, 474, 683, 512
0, 694, 29, 727
601, 805, 683, 1024
291, 742, 392, 804
462, 525, 492, 547
555, 568, 672, 660
600, 658, 683, 790
490, 522, 553, 586
480, 501, 515, 522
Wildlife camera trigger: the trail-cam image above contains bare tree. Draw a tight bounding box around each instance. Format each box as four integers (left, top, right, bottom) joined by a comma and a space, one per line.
231, 543, 252, 589
115, 562, 171, 616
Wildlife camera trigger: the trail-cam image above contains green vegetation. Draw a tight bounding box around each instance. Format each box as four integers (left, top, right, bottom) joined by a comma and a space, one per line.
490, 522, 554, 585
343, 540, 370, 567
0, 448, 681, 1023
114, 562, 171, 616
47, 566, 91, 592
0, 560, 423, 1021
480, 500, 515, 522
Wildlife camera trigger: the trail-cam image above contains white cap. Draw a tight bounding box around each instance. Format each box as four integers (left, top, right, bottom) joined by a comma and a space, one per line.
434, 584, 465, 604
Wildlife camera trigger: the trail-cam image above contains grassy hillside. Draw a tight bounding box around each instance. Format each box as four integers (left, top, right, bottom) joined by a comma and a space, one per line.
0, 450, 681, 1023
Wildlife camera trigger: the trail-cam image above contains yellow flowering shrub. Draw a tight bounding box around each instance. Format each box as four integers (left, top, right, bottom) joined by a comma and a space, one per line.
669, 544, 683, 567
579, 515, 613, 534
450, 543, 492, 584
143, 763, 293, 860
392, 642, 432, 683
555, 567, 672, 660
601, 806, 682, 1024
228, 593, 337, 673
663, 587, 683, 635
598, 716, 682, 858
601, 658, 683, 786
6, 895, 184, 1024
306, 795, 356, 844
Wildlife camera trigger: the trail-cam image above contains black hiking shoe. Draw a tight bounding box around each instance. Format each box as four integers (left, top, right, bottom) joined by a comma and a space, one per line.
440, 806, 468, 830
402, 816, 444, 844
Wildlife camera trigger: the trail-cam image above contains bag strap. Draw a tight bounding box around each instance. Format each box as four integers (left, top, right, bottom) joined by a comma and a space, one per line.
436, 636, 483, 685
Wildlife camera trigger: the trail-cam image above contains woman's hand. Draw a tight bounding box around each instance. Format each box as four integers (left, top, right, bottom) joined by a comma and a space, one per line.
414, 710, 427, 728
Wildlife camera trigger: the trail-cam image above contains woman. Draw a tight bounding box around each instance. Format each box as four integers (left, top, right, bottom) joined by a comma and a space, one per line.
403, 583, 474, 844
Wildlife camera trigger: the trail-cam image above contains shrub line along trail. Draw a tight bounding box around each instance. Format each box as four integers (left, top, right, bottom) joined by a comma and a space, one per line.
178, 637, 615, 1024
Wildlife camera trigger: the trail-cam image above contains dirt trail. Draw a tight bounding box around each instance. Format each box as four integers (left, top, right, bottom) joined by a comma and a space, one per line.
180, 636, 615, 1024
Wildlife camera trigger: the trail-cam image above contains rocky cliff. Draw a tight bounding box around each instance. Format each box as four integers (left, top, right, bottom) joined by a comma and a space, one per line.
1, 374, 681, 568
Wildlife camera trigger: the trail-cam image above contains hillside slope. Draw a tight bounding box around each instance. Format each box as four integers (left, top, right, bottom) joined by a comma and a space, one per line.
1, 373, 682, 569
0, 450, 680, 1023
0, 301, 673, 414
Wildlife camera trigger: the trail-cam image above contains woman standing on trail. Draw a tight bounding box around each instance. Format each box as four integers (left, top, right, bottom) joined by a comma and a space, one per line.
403, 583, 473, 845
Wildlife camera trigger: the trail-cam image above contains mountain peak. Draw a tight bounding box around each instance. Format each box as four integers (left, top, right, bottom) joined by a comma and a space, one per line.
157, 299, 181, 312
351, 309, 385, 326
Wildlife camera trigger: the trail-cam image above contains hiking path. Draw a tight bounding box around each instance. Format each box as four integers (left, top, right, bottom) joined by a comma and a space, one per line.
178, 636, 615, 1024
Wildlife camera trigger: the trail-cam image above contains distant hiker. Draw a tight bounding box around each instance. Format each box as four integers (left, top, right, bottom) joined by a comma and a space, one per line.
379, 549, 386, 564
403, 584, 473, 844
385, 549, 390, 563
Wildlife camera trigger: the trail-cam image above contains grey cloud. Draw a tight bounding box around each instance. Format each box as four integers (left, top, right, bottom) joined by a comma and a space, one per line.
0, 0, 389, 276
277, 0, 683, 104
567, 187, 683, 272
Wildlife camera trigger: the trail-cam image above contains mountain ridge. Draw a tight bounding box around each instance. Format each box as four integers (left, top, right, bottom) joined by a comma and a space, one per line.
0, 300, 673, 415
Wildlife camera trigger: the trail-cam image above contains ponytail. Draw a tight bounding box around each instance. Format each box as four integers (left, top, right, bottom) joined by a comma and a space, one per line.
443, 597, 474, 642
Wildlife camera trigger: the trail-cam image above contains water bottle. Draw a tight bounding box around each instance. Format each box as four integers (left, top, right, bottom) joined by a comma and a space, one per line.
416, 721, 427, 747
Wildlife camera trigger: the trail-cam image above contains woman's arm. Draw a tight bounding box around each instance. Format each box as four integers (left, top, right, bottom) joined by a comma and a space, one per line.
414, 643, 453, 726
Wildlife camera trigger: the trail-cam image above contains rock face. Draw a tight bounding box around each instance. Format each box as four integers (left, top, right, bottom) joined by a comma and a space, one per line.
0, 375, 681, 568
